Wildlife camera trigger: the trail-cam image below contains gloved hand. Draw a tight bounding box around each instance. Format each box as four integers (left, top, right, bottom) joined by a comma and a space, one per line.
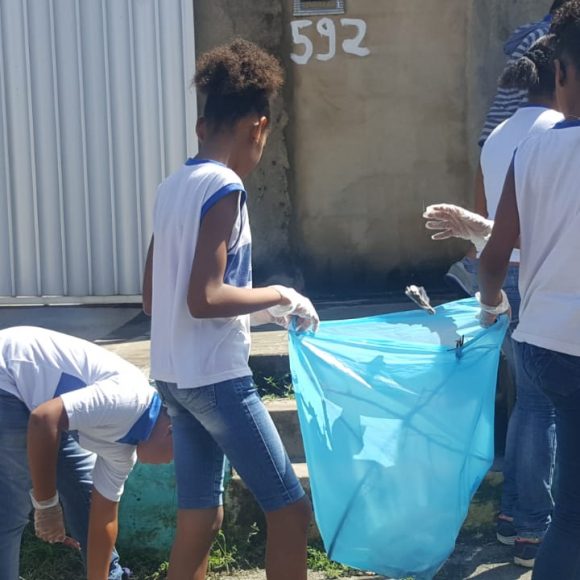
250, 309, 290, 329
34, 503, 66, 544
423, 204, 493, 253
268, 286, 320, 332
476, 290, 510, 328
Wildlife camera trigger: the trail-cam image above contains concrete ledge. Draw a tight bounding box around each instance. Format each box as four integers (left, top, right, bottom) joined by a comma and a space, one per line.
264, 398, 304, 461
226, 463, 320, 541
227, 462, 502, 544
102, 330, 291, 383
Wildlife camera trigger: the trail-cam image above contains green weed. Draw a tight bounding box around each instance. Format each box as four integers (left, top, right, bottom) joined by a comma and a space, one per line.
306, 544, 352, 578
208, 530, 238, 574
21, 520, 358, 579
255, 373, 294, 400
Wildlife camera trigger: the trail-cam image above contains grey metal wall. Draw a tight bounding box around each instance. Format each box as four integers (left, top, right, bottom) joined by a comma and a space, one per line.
0, 0, 197, 302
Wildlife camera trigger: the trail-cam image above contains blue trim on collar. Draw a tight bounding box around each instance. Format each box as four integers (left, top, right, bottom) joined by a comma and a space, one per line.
553, 119, 580, 130
186, 158, 227, 167
54, 373, 86, 397
200, 183, 246, 221
116, 393, 162, 446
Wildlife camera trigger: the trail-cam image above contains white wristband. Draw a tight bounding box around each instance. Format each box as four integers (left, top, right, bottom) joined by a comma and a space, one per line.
476, 290, 510, 315
30, 490, 59, 510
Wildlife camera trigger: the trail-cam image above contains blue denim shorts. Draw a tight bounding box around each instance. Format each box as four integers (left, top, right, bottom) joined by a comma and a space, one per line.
155, 376, 305, 512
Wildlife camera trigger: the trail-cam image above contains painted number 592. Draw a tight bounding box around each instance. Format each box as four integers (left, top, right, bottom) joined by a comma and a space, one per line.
290, 18, 370, 65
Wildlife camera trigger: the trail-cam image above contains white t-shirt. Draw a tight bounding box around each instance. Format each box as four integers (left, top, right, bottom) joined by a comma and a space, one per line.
150, 159, 253, 389
511, 120, 580, 356
480, 106, 564, 263
0, 326, 161, 502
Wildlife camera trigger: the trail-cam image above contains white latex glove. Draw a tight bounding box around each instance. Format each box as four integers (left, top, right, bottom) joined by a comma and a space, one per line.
423, 204, 493, 253
476, 290, 511, 328
268, 285, 320, 332
30, 491, 80, 550
34, 503, 66, 544
250, 309, 290, 329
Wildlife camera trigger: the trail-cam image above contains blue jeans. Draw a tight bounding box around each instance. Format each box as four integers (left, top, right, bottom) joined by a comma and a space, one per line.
500, 273, 556, 539
498, 265, 521, 374
156, 377, 304, 511
519, 343, 580, 579
463, 258, 556, 537
501, 342, 556, 538
0, 390, 123, 580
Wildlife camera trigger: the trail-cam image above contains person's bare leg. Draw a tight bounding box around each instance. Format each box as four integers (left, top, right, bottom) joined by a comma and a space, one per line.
265, 497, 312, 580
168, 506, 223, 580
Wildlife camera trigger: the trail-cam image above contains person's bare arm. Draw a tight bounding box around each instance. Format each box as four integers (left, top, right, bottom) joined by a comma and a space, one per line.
87, 490, 118, 580
28, 398, 69, 502
187, 192, 286, 318
142, 236, 154, 316
27, 397, 82, 548
479, 161, 520, 307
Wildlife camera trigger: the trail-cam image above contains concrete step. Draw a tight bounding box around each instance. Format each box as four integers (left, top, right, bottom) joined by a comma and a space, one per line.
265, 398, 304, 462
249, 329, 289, 384
226, 462, 321, 540
102, 329, 291, 383
226, 461, 504, 543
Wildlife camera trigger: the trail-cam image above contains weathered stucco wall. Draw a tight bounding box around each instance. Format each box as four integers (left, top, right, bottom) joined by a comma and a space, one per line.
194, 0, 547, 293
289, 1, 470, 291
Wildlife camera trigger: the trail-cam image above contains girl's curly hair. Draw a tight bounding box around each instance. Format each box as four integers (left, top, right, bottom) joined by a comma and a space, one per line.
194, 38, 284, 129
500, 35, 557, 96
550, 0, 580, 67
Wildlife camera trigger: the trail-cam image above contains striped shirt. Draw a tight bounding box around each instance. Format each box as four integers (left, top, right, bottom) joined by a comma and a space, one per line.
478, 15, 551, 147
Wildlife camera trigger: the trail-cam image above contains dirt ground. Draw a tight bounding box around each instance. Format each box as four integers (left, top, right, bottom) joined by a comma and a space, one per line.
215, 539, 532, 580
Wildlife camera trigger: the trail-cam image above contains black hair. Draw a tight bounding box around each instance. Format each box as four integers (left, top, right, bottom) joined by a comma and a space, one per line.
499, 36, 557, 96
550, 0, 569, 14
194, 38, 284, 130
550, 0, 580, 68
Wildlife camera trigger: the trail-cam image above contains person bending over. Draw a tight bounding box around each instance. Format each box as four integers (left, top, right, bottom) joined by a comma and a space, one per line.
0, 326, 172, 580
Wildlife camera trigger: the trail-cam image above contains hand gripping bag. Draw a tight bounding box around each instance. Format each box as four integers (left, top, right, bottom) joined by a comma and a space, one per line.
288, 298, 508, 579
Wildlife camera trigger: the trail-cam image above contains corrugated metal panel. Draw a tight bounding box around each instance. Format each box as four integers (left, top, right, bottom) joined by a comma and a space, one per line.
0, 0, 197, 302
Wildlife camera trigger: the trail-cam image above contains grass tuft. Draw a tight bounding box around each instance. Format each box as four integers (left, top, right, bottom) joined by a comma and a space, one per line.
21, 521, 358, 579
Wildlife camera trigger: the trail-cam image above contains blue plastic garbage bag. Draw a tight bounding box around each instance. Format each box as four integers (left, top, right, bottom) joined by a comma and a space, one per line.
288, 298, 508, 580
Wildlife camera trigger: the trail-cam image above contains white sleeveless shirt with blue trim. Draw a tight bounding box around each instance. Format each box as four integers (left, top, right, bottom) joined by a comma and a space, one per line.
150, 159, 253, 389
511, 120, 580, 357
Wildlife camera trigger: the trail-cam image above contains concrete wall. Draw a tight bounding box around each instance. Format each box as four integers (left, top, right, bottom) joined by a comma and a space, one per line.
290, 1, 471, 291
194, 0, 548, 294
